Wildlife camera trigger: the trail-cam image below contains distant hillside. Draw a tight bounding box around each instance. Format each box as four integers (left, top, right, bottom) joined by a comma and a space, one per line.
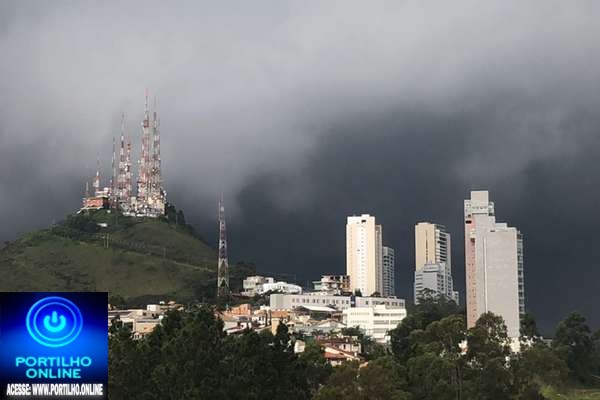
0, 207, 253, 305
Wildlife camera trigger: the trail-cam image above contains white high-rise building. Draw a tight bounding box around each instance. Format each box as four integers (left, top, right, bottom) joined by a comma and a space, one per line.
414, 222, 458, 303
346, 214, 383, 296
464, 190, 525, 339
382, 247, 395, 297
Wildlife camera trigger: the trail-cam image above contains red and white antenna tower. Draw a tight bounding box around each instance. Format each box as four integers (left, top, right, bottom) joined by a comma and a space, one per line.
137, 89, 152, 208
93, 158, 101, 196
117, 113, 127, 206
111, 136, 117, 207
125, 137, 132, 202
152, 95, 162, 197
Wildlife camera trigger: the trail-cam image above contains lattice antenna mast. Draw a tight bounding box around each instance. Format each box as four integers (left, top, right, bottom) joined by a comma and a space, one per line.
137, 89, 152, 207
125, 138, 132, 202
152, 95, 162, 195
82, 181, 90, 209
110, 136, 116, 207
93, 157, 101, 195
117, 113, 127, 205
217, 195, 230, 297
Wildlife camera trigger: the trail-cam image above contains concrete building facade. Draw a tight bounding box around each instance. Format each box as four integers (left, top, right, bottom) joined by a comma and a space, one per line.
270, 293, 405, 311
414, 262, 458, 304
313, 275, 351, 295
414, 222, 458, 303
382, 246, 395, 297
343, 305, 407, 343
415, 222, 451, 271
242, 275, 275, 297
346, 214, 383, 296
262, 281, 303, 295
464, 190, 525, 339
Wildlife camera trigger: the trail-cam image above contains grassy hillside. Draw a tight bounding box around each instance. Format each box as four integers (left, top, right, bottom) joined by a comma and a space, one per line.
543, 387, 600, 400
0, 208, 251, 304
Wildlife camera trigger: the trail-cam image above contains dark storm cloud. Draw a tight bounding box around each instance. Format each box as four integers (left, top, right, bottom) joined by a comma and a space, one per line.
1, 1, 600, 333
230, 102, 600, 334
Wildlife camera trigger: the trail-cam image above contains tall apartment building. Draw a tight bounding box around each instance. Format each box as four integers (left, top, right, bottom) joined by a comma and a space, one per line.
464, 190, 525, 339
346, 214, 383, 296
414, 222, 458, 303
415, 222, 451, 271
382, 246, 395, 297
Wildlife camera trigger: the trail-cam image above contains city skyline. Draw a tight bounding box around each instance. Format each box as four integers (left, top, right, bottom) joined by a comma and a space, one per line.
2, 2, 600, 334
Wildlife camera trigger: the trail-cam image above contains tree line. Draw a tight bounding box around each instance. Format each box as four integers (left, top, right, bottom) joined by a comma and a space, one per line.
109, 299, 600, 400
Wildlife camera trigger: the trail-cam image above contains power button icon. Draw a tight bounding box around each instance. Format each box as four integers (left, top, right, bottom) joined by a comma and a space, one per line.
44, 311, 67, 333
26, 296, 83, 347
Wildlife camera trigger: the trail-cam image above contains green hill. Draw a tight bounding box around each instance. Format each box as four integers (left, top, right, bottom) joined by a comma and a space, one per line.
0, 208, 252, 305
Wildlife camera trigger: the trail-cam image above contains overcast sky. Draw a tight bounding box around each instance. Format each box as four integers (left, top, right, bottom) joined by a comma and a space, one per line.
1, 1, 599, 333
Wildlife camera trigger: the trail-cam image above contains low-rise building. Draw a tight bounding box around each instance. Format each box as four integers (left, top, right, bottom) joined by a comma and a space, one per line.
107, 302, 182, 339
316, 336, 362, 355
242, 276, 302, 296
313, 275, 351, 295
242, 275, 275, 297
294, 337, 363, 366
322, 347, 362, 366
262, 281, 303, 295
270, 292, 404, 311
342, 305, 406, 343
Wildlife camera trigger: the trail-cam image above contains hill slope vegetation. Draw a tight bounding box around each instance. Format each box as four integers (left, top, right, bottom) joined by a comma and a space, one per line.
0, 208, 249, 304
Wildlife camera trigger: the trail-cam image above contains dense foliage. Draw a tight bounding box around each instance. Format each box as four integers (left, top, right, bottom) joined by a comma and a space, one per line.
109, 300, 600, 400
109, 306, 331, 400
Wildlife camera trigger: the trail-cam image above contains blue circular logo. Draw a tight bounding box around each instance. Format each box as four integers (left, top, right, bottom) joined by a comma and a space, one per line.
26, 296, 83, 348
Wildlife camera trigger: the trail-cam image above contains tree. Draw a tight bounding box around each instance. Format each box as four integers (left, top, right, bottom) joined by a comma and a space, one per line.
552, 312, 596, 384
147, 307, 228, 400
510, 342, 568, 397
407, 352, 461, 400
358, 356, 409, 400
424, 315, 468, 399
520, 313, 540, 345
297, 343, 332, 396
108, 317, 142, 400
313, 361, 361, 400
466, 312, 510, 365
341, 326, 388, 360
315, 357, 409, 400
224, 327, 308, 400
390, 295, 462, 363
593, 329, 600, 380
464, 313, 513, 400
109, 307, 337, 400
108, 305, 589, 400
